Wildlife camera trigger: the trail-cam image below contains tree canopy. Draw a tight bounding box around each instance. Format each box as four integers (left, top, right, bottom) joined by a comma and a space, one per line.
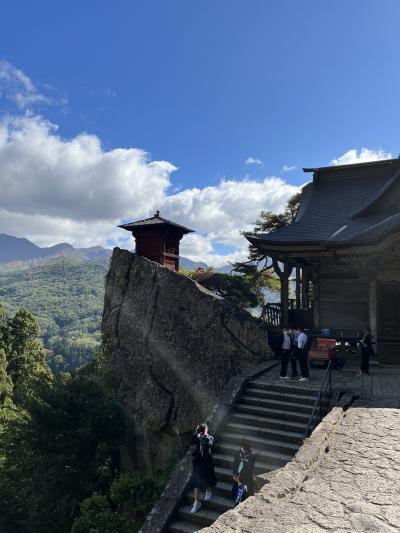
0, 303, 175, 533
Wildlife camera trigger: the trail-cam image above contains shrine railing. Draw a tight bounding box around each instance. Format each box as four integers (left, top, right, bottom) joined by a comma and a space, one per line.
260, 303, 282, 327
304, 359, 333, 438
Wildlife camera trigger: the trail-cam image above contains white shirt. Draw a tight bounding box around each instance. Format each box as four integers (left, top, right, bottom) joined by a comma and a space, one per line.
282, 333, 291, 350
297, 332, 308, 349
290, 330, 299, 346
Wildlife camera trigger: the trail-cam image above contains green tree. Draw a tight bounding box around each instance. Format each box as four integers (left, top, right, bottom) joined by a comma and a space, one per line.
236, 192, 301, 266
231, 192, 301, 306
187, 269, 262, 308
0, 372, 127, 533
6, 308, 52, 403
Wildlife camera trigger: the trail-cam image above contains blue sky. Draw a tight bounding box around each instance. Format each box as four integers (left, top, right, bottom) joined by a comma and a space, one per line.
0, 1, 399, 265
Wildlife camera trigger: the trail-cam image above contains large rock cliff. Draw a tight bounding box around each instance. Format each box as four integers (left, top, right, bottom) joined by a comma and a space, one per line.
102, 248, 271, 473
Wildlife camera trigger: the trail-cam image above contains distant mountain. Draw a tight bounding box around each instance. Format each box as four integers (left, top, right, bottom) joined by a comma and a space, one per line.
179, 257, 208, 270
0, 234, 45, 263
0, 234, 112, 264
0, 234, 231, 271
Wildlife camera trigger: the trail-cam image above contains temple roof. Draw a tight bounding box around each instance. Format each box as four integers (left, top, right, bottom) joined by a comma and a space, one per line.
119, 211, 194, 234
248, 158, 400, 253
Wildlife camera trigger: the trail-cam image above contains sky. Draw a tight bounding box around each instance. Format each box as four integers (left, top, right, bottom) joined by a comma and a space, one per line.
0, 0, 400, 266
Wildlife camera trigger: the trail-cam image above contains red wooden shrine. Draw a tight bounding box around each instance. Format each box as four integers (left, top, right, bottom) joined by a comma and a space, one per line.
119, 211, 194, 271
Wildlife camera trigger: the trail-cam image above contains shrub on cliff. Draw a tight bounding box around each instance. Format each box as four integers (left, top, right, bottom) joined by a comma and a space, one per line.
71, 493, 133, 533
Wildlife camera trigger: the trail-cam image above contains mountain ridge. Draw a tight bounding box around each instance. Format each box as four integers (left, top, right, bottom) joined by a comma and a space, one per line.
0, 234, 231, 272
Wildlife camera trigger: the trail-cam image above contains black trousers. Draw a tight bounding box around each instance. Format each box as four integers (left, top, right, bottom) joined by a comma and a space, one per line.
280, 349, 298, 377
360, 349, 370, 375
297, 348, 309, 378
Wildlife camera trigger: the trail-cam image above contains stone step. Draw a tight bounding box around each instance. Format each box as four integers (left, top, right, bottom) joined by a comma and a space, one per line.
214, 464, 238, 483
215, 442, 293, 467
225, 421, 303, 444
217, 431, 299, 455
185, 491, 234, 513
213, 452, 277, 475
177, 505, 220, 528
214, 480, 233, 498
167, 520, 200, 533
244, 387, 317, 405
165, 377, 316, 533
240, 395, 314, 414
230, 411, 307, 433
248, 381, 319, 397
236, 402, 311, 423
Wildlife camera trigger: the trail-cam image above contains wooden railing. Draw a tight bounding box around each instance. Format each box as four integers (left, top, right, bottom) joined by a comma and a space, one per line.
260, 303, 282, 327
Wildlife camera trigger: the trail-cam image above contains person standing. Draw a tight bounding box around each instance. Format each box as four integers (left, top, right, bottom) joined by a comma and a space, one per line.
359, 328, 375, 375
297, 326, 309, 382
232, 439, 256, 505
280, 328, 292, 379
189, 423, 217, 513
289, 326, 299, 378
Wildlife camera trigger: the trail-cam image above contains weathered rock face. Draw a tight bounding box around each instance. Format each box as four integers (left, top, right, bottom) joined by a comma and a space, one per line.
102, 248, 271, 473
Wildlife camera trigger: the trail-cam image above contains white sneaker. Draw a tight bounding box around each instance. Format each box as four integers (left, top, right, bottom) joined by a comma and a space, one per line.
204, 489, 212, 501
280, 376, 290, 380
299, 377, 309, 382
191, 501, 201, 513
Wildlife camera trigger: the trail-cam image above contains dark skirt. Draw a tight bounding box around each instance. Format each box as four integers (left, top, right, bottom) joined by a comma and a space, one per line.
189, 459, 217, 491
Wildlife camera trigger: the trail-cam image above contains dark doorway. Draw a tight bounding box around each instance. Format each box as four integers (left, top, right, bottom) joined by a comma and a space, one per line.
378, 282, 400, 364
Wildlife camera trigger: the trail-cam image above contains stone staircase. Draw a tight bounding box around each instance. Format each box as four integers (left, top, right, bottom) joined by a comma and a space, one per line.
167, 378, 319, 533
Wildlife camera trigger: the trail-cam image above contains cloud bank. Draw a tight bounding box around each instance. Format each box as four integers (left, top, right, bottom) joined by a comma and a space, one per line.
0, 115, 298, 266
2, 61, 391, 266
331, 147, 393, 166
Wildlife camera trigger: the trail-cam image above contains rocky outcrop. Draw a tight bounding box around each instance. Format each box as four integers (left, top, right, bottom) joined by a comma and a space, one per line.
101, 248, 271, 473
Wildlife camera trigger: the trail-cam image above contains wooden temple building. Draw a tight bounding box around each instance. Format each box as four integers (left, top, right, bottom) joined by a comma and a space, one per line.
247, 158, 400, 363
119, 211, 193, 271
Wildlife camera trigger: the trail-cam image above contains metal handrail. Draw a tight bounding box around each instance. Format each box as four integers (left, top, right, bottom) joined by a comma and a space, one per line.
304, 360, 333, 438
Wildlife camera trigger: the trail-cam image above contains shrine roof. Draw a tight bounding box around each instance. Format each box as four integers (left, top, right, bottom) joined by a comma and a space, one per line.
119, 211, 194, 234
248, 158, 400, 252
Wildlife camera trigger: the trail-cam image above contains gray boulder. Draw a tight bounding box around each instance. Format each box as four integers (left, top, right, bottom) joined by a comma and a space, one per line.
102, 248, 271, 473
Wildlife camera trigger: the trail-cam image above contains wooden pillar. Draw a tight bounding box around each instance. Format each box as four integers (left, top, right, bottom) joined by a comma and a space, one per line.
302, 269, 309, 309
312, 265, 320, 331
272, 257, 292, 328
295, 266, 301, 310
280, 261, 292, 327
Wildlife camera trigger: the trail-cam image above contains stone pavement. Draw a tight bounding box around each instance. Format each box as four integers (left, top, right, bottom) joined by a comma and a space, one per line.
201, 362, 400, 532
257, 357, 400, 400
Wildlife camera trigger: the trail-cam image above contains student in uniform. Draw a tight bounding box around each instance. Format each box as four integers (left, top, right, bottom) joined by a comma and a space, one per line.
280, 327, 292, 379
288, 325, 299, 378
189, 423, 217, 513
297, 326, 309, 382
232, 439, 256, 505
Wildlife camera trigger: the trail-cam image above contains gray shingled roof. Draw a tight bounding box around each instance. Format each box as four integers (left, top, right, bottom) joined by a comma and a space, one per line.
249, 159, 400, 249
119, 213, 194, 234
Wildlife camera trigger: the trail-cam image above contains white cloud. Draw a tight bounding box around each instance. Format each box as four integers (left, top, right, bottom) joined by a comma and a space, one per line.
245, 156, 263, 166
0, 115, 175, 221
0, 60, 52, 109
0, 114, 299, 264
282, 164, 296, 172
331, 147, 393, 166
163, 177, 298, 248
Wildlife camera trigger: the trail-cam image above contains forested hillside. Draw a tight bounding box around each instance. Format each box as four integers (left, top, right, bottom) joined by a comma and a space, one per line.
0, 305, 168, 533
0, 259, 108, 372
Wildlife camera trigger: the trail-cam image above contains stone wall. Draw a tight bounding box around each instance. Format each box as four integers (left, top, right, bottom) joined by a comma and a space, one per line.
101, 248, 271, 473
